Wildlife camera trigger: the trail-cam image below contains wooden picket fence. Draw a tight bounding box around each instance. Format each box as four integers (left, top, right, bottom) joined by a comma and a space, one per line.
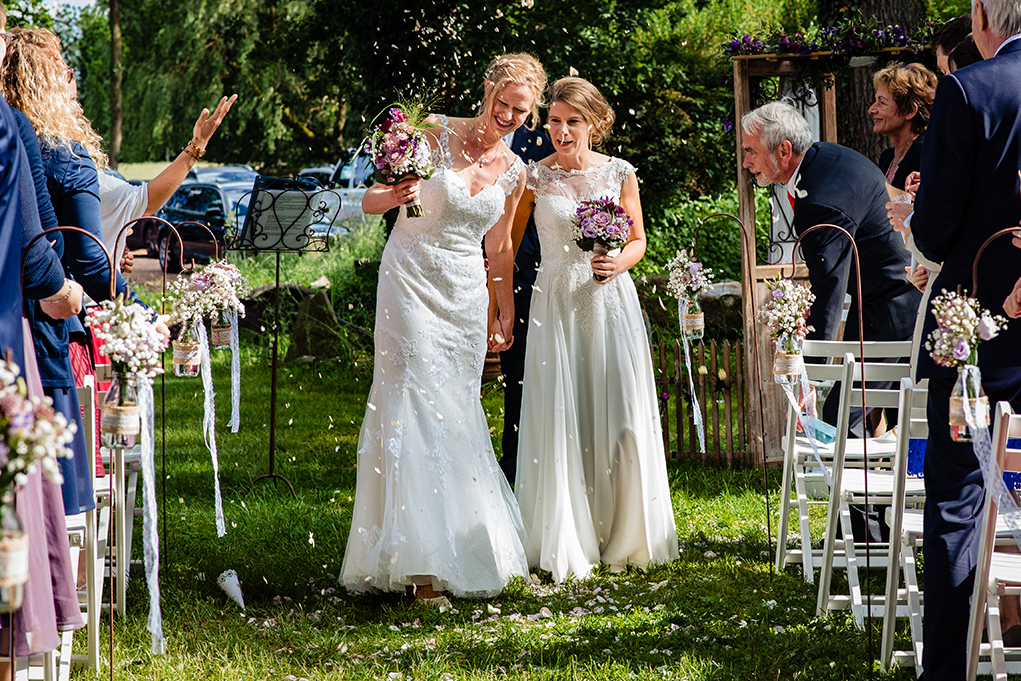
650, 339, 754, 468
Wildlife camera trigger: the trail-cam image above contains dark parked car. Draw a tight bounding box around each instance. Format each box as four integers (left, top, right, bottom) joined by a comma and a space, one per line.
136, 180, 255, 271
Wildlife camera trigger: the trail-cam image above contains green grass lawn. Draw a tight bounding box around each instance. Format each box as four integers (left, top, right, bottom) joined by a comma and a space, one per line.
77, 344, 920, 680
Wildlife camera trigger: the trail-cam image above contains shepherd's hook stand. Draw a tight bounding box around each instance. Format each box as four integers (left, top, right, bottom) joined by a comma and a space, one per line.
784, 223, 872, 680
698, 212, 775, 578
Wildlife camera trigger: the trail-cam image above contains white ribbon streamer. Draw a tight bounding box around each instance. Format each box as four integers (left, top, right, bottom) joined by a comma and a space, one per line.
681, 336, 706, 454
197, 321, 227, 537
780, 372, 832, 488
228, 307, 241, 433
138, 383, 165, 653
961, 365, 1021, 549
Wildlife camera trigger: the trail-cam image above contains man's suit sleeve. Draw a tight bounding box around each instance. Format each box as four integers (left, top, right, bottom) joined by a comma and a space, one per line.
912, 75, 974, 264
795, 201, 857, 341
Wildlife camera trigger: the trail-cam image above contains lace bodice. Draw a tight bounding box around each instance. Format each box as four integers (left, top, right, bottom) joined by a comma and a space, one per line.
387, 114, 523, 245
526, 158, 636, 269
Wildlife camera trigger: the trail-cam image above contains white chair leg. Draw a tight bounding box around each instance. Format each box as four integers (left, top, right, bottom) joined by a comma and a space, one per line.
989, 587, 1008, 681
839, 498, 866, 629
904, 543, 924, 672
881, 530, 903, 670
794, 464, 815, 584
775, 433, 795, 575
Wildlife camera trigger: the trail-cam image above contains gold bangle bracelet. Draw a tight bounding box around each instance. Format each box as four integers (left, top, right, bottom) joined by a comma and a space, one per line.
183, 141, 205, 161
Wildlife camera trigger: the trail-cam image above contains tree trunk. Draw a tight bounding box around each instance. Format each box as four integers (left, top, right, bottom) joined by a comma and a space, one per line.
108, 0, 123, 169
818, 0, 927, 162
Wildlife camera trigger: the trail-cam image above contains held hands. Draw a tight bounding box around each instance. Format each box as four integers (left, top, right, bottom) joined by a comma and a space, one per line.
794, 383, 817, 433
119, 247, 134, 274
886, 200, 913, 235
906, 265, 929, 292
591, 252, 623, 283
904, 171, 921, 199
1005, 275, 1021, 318
488, 316, 513, 352
192, 95, 238, 149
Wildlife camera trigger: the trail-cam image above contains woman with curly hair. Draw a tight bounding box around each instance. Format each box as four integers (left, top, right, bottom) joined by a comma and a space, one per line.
0, 28, 158, 519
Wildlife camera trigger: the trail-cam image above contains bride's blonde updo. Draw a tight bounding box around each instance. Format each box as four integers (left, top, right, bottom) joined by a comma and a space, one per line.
549, 77, 615, 147
482, 53, 547, 130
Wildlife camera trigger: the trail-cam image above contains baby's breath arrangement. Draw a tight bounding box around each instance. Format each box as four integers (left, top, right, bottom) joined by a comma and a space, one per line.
166, 261, 250, 327
87, 295, 168, 382
756, 276, 815, 343
926, 289, 1008, 368
0, 359, 73, 490
665, 249, 714, 301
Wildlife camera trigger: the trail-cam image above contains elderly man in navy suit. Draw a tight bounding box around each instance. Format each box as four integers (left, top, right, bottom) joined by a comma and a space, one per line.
741, 101, 921, 437
498, 124, 550, 484
890, 1, 1021, 676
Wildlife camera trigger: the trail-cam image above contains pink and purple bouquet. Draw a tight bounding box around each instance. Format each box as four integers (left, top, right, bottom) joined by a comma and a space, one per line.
926, 289, 1008, 368
0, 359, 73, 491
757, 275, 815, 343
363, 104, 435, 218
665, 249, 714, 301
571, 197, 633, 281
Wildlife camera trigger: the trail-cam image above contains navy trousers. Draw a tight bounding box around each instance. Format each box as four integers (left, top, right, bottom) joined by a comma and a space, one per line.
922, 366, 1021, 680
499, 293, 532, 486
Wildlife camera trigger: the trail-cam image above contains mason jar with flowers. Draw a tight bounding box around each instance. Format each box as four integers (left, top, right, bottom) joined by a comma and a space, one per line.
0, 359, 74, 611
665, 249, 714, 340
926, 289, 1008, 443
166, 273, 220, 377
757, 276, 815, 386
203, 261, 250, 350
87, 295, 168, 449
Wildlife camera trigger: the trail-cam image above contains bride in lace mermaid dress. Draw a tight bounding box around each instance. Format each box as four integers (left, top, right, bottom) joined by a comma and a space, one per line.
514, 78, 678, 583
341, 55, 546, 599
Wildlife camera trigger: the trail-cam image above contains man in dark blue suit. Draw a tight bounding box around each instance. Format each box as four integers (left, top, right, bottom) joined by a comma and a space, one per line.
900, 2, 1021, 676
499, 124, 550, 484
741, 102, 921, 434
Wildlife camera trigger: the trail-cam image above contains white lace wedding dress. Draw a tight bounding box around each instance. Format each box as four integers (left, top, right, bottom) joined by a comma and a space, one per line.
340, 117, 530, 597
515, 158, 679, 582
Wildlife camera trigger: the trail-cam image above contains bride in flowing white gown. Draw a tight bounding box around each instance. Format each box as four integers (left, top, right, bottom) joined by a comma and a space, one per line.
513, 77, 678, 583
340, 54, 546, 601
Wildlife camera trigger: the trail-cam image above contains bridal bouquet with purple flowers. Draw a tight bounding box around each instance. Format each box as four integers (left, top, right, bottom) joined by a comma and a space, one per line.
363, 103, 436, 218
571, 197, 633, 281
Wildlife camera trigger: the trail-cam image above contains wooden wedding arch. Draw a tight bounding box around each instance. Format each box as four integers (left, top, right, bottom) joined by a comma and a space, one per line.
732, 55, 836, 466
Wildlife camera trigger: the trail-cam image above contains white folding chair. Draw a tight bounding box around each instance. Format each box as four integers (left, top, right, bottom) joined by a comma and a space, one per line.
21, 376, 104, 680
69, 375, 102, 675
775, 340, 911, 584
816, 353, 921, 628
966, 402, 1021, 680
880, 377, 928, 673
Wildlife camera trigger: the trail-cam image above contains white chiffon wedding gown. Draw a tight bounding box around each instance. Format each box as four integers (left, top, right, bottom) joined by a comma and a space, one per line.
340, 117, 530, 597
515, 158, 679, 582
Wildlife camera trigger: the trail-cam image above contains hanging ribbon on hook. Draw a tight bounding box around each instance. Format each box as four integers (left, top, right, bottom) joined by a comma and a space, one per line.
680, 330, 706, 455
961, 365, 1021, 550
778, 367, 831, 487
197, 320, 226, 537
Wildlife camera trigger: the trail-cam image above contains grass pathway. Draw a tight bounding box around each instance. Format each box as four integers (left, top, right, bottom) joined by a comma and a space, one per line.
80, 347, 917, 680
